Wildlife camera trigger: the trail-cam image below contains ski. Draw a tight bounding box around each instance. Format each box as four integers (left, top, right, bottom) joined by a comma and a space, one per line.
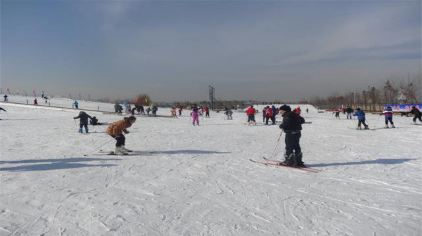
262, 156, 321, 172
249, 158, 320, 173
347, 127, 375, 131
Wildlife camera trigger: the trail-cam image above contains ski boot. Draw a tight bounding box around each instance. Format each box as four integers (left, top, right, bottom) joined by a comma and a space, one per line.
115, 146, 128, 155
392, 124, 395, 128
296, 152, 305, 167
385, 124, 389, 128
281, 153, 298, 167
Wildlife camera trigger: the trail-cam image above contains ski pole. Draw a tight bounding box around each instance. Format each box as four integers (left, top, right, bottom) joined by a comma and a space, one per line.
93, 138, 114, 152
269, 131, 283, 159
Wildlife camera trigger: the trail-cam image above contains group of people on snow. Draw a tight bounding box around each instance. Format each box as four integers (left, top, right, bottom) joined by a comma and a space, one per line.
69, 101, 422, 167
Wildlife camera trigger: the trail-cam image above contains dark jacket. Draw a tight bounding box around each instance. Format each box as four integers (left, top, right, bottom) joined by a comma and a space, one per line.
345, 107, 353, 113
279, 111, 305, 133
353, 110, 366, 121
74, 112, 92, 125
410, 107, 421, 116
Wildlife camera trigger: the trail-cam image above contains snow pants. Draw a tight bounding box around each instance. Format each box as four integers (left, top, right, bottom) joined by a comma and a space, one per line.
358, 119, 368, 128
79, 124, 88, 133
113, 135, 125, 147
192, 114, 199, 126
285, 132, 302, 156
413, 114, 422, 122
385, 116, 394, 125
248, 115, 255, 123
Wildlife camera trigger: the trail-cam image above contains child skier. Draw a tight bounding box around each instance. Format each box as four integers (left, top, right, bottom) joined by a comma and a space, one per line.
246, 105, 256, 125
353, 108, 369, 129
73, 111, 93, 133
410, 106, 422, 124
106, 116, 137, 155
279, 105, 305, 167
380, 106, 395, 128
191, 105, 200, 126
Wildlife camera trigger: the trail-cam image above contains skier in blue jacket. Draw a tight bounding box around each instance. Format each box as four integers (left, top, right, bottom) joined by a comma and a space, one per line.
353, 108, 369, 129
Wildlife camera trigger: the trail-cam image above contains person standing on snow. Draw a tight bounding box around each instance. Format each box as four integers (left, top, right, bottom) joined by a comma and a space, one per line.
264, 106, 272, 125
262, 106, 267, 123
205, 106, 210, 118
409, 106, 422, 124
345, 106, 354, 119
224, 107, 233, 120
380, 106, 395, 128
279, 105, 305, 167
191, 105, 200, 126
333, 109, 341, 119
246, 105, 256, 125
106, 116, 136, 155
353, 108, 369, 129
73, 111, 93, 133
178, 106, 183, 116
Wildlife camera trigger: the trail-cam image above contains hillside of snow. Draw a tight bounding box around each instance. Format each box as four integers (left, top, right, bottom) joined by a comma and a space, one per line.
0, 100, 421, 235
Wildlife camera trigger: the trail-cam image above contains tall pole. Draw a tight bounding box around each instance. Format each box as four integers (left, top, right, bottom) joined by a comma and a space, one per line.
209, 85, 215, 110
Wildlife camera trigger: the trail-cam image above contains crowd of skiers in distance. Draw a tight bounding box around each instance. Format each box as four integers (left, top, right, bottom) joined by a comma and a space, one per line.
329, 105, 422, 129
2, 94, 421, 166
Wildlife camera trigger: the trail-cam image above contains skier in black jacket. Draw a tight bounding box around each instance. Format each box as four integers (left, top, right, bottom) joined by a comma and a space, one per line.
279, 104, 305, 167
410, 106, 422, 123
73, 111, 92, 133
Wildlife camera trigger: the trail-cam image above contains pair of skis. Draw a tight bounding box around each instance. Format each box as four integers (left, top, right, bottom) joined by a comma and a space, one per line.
250, 157, 320, 173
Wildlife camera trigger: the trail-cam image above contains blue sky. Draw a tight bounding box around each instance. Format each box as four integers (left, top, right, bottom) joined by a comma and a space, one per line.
1, 0, 421, 101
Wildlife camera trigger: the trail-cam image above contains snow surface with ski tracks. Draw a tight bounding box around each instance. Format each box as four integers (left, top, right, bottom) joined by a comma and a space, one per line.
0, 99, 421, 235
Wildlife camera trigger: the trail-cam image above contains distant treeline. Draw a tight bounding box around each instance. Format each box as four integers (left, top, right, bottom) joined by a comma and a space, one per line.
307, 74, 421, 111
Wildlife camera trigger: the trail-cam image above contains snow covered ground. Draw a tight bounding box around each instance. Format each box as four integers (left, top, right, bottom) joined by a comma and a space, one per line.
0, 100, 421, 236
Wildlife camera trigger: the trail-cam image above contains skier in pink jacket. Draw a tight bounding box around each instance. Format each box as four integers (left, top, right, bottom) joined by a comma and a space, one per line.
191, 105, 200, 126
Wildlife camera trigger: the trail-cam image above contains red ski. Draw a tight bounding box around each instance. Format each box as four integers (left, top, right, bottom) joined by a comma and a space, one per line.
249, 158, 320, 173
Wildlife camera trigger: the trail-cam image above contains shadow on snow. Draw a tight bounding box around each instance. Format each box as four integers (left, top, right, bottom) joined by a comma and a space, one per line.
0, 157, 119, 172
130, 149, 231, 156
308, 158, 416, 168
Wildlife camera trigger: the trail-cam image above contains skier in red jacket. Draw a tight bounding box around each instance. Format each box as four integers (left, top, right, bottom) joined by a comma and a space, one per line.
246, 106, 256, 125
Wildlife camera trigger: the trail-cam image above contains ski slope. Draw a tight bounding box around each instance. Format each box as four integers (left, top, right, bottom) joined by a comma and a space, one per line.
0, 100, 421, 236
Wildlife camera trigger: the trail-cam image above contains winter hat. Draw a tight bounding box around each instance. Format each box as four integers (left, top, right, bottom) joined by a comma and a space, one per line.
279, 104, 291, 112
125, 116, 136, 122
